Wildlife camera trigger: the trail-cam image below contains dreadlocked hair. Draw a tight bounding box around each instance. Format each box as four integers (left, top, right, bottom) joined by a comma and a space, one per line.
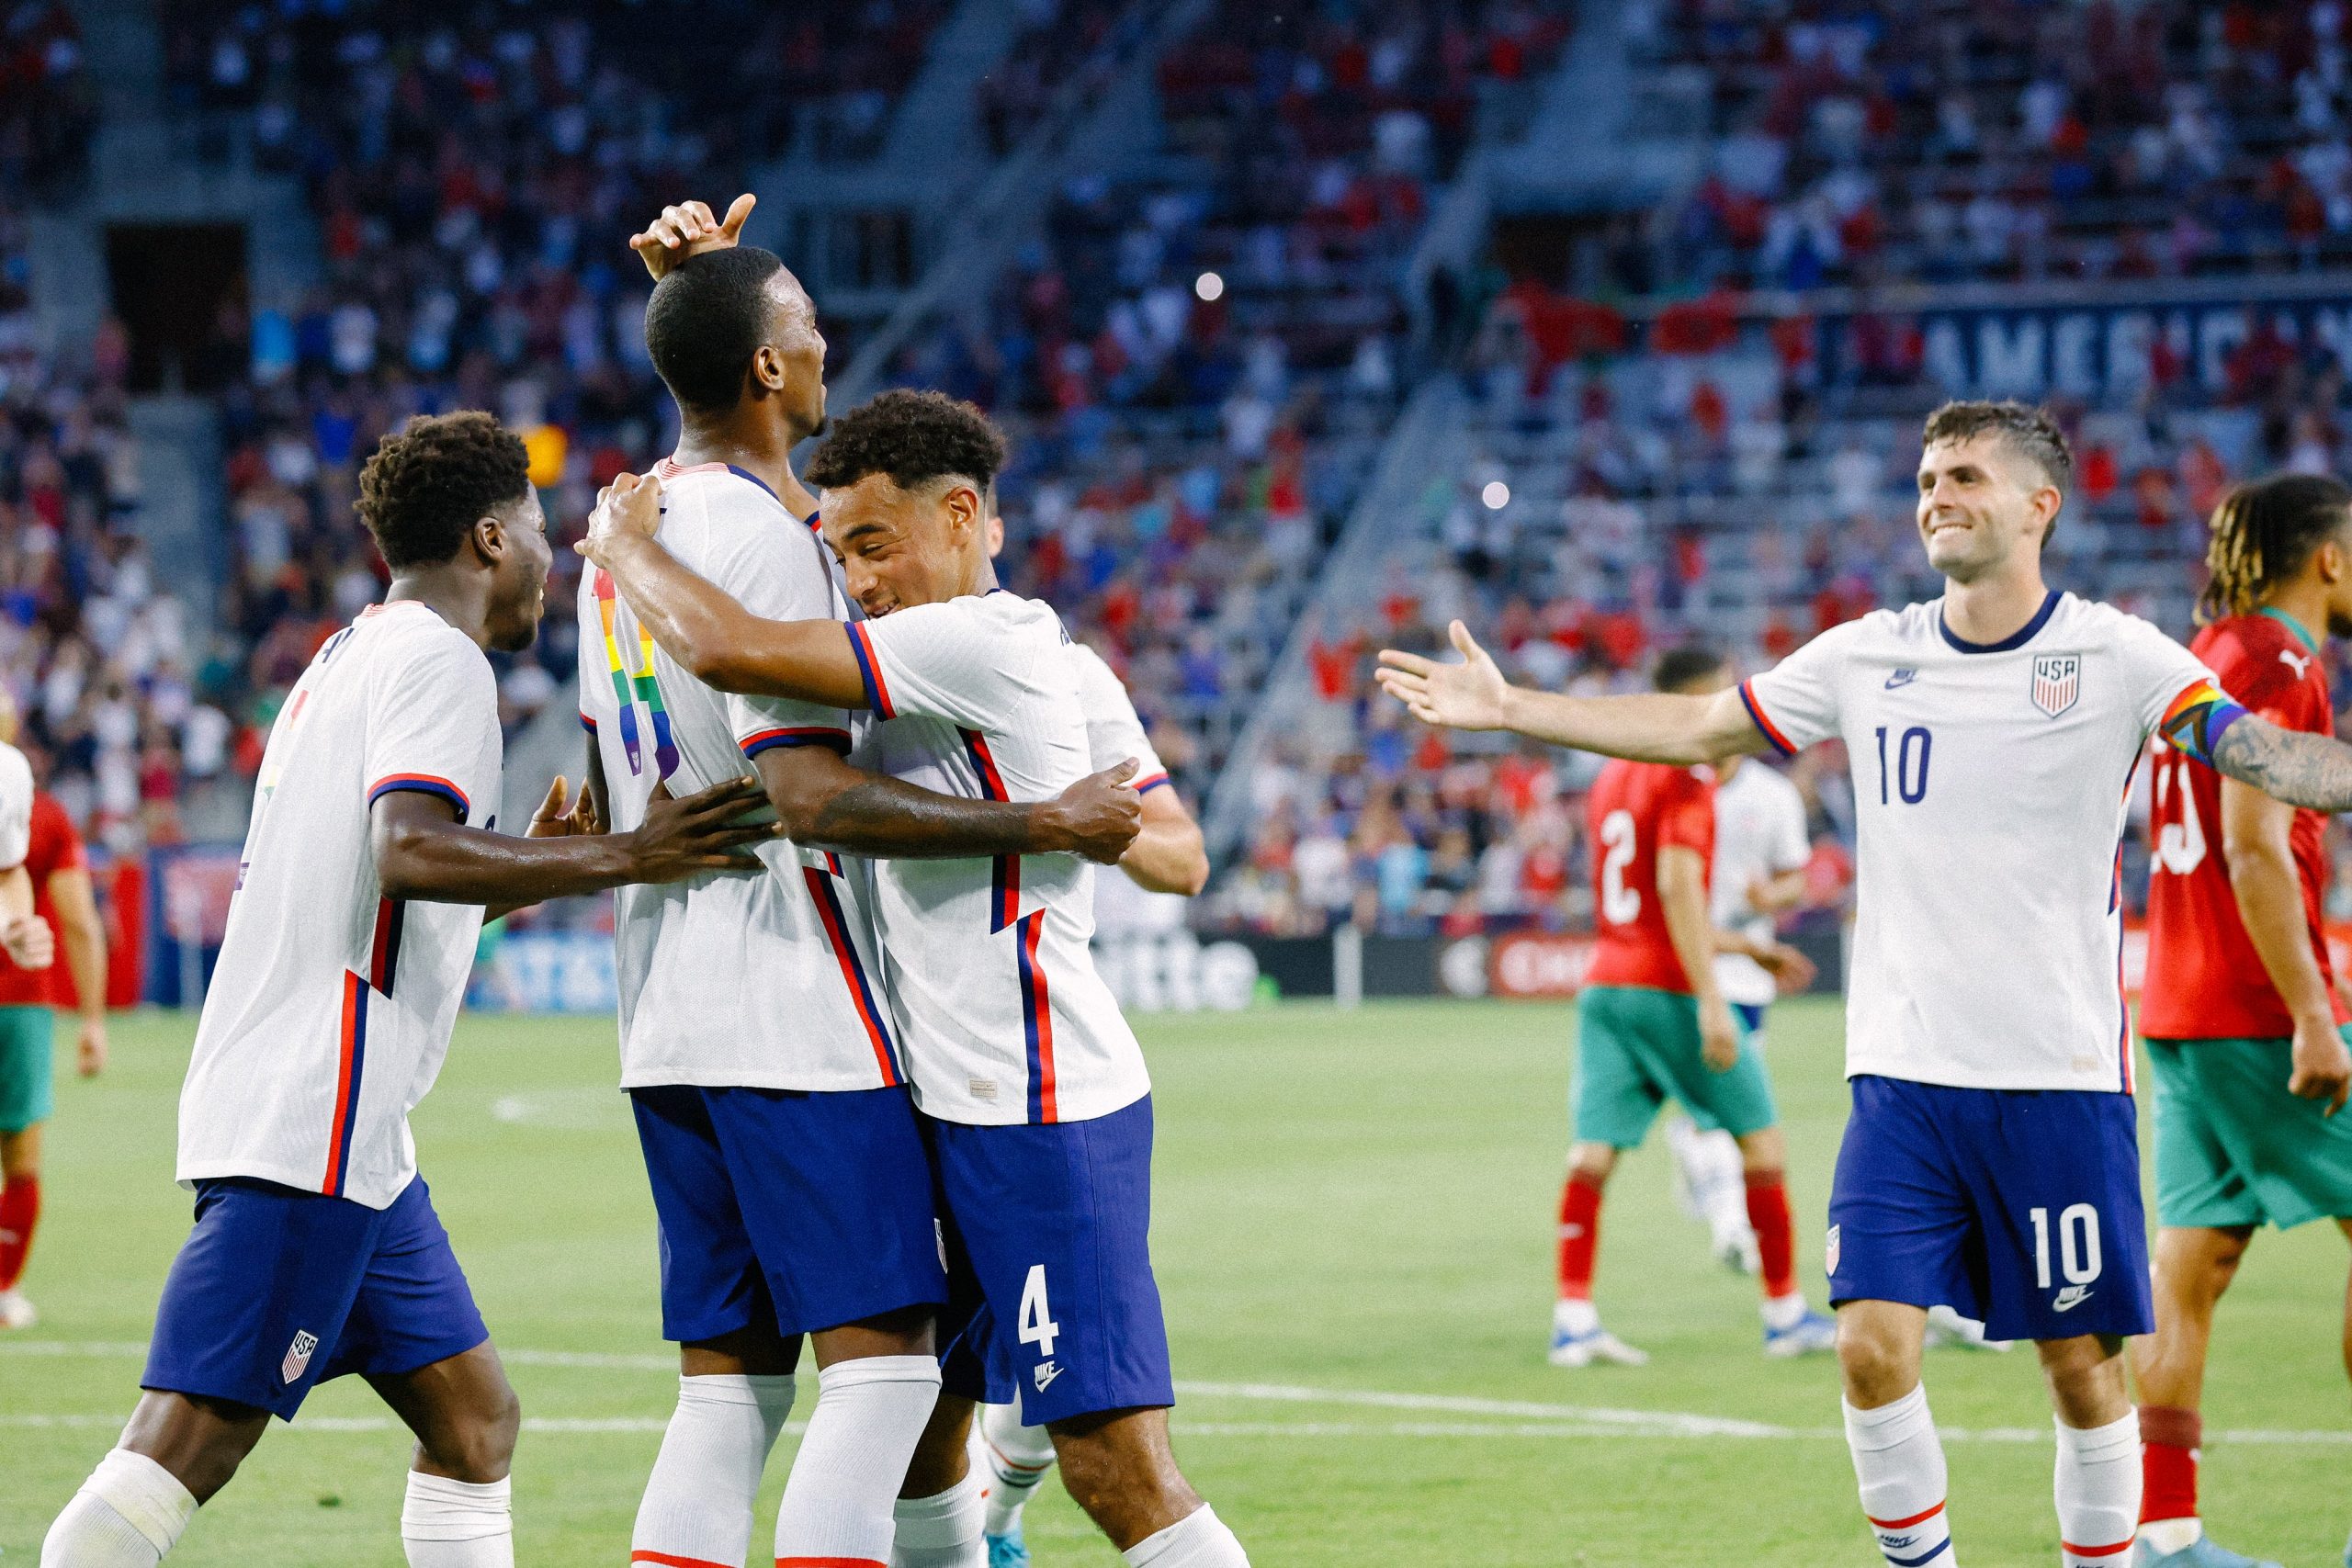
2199, 472, 2352, 625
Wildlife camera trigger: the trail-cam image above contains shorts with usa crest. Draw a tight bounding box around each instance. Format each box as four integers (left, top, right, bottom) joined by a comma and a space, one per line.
141, 1175, 487, 1421
930, 1093, 1173, 1426
1826, 1076, 2152, 1343
631, 1082, 945, 1343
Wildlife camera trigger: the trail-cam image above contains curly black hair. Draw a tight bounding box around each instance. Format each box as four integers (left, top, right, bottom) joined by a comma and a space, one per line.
803, 389, 1007, 494
645, 246, 788, 412
355, 412, 531, 569
2200, 472, 2352, 624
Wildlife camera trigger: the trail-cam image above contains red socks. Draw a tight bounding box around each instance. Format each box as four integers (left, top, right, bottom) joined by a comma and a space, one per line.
0, 1174, 39, 1291
1745, 1170, 1797, 1300
1556, 1174, 1603, 1300
2139, 1404, 2199, 1524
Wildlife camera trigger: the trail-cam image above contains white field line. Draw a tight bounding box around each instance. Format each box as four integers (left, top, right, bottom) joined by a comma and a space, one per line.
7, 1341, 2348, 1446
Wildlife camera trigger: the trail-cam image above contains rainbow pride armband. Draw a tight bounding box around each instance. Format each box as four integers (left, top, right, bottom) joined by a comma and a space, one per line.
2157, 680, 2250, 764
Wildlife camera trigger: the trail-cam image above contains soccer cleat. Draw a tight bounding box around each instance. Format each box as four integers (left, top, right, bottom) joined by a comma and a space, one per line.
987, 1525, 1031, 1567
1924, 1303, 2013, 1352
2134, 1533, 2281, 1568
1548, 1323, 1649, 1368
1763, 1305, 1838, 1358
0, 1288, 35, 1329
1712, 1223, 1761, 1276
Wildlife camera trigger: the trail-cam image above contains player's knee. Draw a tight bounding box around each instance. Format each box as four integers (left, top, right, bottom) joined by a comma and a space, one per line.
1835, 1316, 1918, 1404
1567, 1144, 1617, 1185
425, 1388, 519, 1483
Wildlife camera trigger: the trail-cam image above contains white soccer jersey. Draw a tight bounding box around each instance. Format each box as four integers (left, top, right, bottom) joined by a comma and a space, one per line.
1710, 760, 1810, 1008
1740, 591, 2215, 1093
846, 591, 1149, 1125
580, 460, 900, 1091
1069, 643, 1186, 937
0, 741, 33, 868
177, 602, 503, 1209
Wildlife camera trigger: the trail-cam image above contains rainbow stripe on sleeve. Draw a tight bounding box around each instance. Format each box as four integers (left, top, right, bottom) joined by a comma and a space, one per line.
2156, 680, 2250, 765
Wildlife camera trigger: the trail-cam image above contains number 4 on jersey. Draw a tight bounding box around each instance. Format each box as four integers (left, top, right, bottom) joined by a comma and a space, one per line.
1018, 1263, 1060, 1359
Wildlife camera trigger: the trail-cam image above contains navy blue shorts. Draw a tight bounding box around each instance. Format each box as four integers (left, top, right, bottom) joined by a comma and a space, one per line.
142, 1176, 488, 1421
931, 1095, 1173, 1426
631, 1083, 945, 1344
1732, 1001, 1768, 1038
1826, 1076, 2152, 1343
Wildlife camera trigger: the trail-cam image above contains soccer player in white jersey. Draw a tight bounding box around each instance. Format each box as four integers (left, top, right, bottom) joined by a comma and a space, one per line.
974, 507, 1211, 1567
590, 218, 1144, 1568
582, 389, 1253, 1568
39, 412, 769, 1568
1378, 399, 2352, 1567
1667, 718, 1815, 1274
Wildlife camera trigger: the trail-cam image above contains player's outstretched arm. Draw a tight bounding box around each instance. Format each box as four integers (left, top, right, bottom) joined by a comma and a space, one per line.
1376, 622, 1769, 764
581, 474, 868, 706
760, 747, 1143, 864
373, 773, 774, 909
629, 194, 754, 282
2206, 711, 2352, 814
1122, 784, 1209, 895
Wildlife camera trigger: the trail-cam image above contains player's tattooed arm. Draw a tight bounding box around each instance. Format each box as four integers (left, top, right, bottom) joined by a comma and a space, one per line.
760, 747, 1143, 864
2207, 712, 2352, 813
1376, 621, 1769, 763
374, 774, 774, 910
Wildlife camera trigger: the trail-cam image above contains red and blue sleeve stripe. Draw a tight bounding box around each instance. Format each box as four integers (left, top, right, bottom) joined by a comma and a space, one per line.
1736, 681, 1797, 757
368, 773, 470, 818
1134, 772, 1171, 795
740, 726, 852, 759
846, 623, 894, 717
579, 713, 596, 734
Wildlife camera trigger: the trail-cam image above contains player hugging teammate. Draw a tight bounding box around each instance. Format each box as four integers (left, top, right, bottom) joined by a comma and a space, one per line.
1381, 400, 2352, 1567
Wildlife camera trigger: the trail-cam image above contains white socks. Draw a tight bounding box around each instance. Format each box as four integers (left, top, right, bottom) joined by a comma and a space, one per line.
979, 1399, 1057, 1538
401, 1472, 512, 1567
1844, 1386, 1955, 1566
42, 1449, 197, 1567
891, 1466, 986, 1568
2055, 1411, 2140, 1566
632, 1372, 797, 1568
1121, 1505, 1250, 1567
775, 1355, 942, 1567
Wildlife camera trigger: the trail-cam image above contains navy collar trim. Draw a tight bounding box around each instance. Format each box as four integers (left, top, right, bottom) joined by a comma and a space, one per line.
1939, 589, 2060, 654
726, 464, 780, 502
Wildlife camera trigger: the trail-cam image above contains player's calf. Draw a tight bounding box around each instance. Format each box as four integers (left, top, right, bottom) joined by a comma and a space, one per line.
775, 1308, 943, 1568
41, 1393, 262, 1567
979, 1397, 1057, 1553
2038, 1335, 2138, 1566
1049, 1408, 1247, 1565
370, 1343, 521, 1567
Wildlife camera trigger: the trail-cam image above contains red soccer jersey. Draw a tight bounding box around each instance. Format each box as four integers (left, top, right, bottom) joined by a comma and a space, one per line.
2142, 611, 2345, 1039
1583, 758, 1715, 994
0, 794, 83, 1008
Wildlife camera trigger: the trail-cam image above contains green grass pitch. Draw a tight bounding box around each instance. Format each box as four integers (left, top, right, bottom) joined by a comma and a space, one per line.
5, 998, 2347, 1564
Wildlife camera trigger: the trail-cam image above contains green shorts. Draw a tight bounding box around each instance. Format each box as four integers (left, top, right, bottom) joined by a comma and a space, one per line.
2147, 1032, 2352, 1231
1573, 985, 1779, 1149
0, 1005, 55, 1134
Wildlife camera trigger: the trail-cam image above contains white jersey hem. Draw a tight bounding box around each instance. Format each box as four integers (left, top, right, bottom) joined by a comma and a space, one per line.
615, 1066, 897, 1094
174, 1160, 414, 1211
1844, 1061, 2132, 1095
909, 1081, 1149, 1128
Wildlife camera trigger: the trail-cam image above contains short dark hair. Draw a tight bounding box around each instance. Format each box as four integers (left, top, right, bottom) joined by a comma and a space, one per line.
644, 246, 789, 412
804, 389, 1007, 494
1652, 643, 1729, 694
1921, 400, 2073, 493
355, 412, 530, 569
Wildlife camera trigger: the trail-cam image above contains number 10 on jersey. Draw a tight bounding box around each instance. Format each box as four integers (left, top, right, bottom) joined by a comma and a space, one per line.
1874, 726, 1931, 806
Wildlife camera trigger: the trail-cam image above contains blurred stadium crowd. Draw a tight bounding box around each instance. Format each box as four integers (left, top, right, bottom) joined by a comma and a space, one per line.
13, 0, 2352, 964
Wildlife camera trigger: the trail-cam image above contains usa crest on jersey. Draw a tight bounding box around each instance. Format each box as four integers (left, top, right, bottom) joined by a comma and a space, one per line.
280, 1328, 319, 1383
2030, 654, 2080, 717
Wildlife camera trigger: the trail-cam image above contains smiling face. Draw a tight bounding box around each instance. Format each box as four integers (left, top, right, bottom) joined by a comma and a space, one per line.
481, 487, 554, 653
820, 471, 988, 616
1914, 433, 2061, 584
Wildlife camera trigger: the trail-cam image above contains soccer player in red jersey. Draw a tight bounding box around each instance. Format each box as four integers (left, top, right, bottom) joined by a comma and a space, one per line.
1551, 646, 1834, 1366
2135, 474, 2352, 1568
0, 694, 105, 1332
